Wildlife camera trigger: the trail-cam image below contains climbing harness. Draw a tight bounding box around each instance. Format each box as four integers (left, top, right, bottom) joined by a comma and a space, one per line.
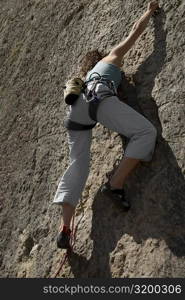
85, 72, 117, 122
63, 72, 117, 130
85, 72, 117, 103
63, 119, 96, 131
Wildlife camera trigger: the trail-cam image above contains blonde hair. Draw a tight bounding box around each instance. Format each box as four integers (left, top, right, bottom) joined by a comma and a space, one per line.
78, 50, 104, 78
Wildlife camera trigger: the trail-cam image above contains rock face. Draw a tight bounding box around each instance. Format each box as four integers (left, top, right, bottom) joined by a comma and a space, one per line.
0, 0, 185, 278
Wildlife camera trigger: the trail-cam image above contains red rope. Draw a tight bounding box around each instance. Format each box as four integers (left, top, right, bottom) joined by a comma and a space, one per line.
52, 250, 69, 278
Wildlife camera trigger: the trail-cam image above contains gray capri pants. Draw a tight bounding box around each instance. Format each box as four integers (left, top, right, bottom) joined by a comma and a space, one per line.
53, 83, 157, 207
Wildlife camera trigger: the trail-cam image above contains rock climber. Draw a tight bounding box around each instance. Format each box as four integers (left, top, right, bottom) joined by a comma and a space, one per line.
53, 1, 159, 249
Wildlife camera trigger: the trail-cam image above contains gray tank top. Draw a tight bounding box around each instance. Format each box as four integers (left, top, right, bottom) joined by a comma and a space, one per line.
86, 61, 122, 88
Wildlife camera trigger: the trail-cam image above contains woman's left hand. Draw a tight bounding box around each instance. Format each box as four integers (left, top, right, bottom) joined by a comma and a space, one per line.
147, 1, 159, 14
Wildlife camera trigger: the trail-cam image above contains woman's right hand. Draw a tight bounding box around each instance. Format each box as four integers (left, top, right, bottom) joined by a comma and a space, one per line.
147, 1, 159, 14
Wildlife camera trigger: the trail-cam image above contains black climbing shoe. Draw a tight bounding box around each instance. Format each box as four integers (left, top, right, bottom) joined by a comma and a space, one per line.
100, 182, 131, 211
57, 228, 71, 249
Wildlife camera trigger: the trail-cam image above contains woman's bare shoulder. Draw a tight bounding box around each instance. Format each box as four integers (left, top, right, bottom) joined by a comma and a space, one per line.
101, 55, 122, 68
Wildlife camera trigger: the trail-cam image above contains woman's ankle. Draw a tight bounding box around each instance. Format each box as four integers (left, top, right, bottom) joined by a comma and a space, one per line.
59, 224, 70, 233
62, 225, 71, 232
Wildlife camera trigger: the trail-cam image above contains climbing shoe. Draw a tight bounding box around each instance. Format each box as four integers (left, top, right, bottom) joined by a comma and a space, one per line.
100, 182, 131, 211
64, 77, 84, 105
57, 227, 71, 249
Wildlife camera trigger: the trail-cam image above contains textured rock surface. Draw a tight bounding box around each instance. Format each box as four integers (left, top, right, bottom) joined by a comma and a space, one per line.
0, 0, 185, 278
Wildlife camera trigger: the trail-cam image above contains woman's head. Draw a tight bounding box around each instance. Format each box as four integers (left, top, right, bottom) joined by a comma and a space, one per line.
78, 50, 104, 78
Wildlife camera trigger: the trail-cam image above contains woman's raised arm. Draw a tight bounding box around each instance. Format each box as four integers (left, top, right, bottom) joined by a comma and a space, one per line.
102, 1, 159, 67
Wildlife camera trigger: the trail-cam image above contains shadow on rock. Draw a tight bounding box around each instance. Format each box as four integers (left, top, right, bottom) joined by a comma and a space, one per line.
123, 8, 185, 257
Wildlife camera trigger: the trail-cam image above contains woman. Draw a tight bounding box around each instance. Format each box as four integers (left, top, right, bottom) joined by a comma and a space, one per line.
54, 1, 159, 249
